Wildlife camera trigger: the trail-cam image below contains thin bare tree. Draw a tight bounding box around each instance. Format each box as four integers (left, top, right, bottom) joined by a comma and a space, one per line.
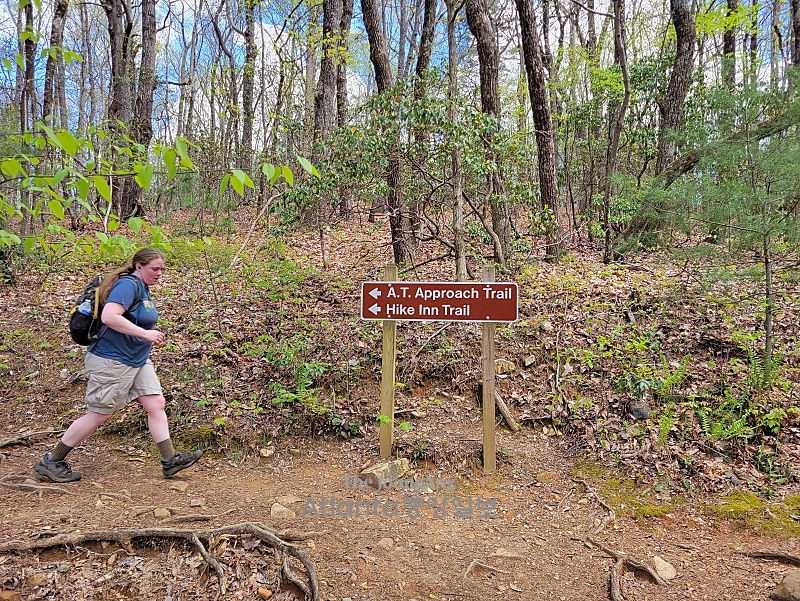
361, 0, 413, 264
465, 0, 510, 265
655, 0, 695, 174
516, 0, 563, 261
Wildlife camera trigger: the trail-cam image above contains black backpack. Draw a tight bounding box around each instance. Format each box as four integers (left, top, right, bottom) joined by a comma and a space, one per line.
68, 275, 144, 346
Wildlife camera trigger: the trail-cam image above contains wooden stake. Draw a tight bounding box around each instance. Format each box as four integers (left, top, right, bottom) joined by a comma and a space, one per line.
482, 265, 496, 473
494, 391, 520, 432
379, 264, 398, 457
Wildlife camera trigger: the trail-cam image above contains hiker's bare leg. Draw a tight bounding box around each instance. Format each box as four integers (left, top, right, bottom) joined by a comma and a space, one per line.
61, 411, 114, 447
139, 394, 170, 443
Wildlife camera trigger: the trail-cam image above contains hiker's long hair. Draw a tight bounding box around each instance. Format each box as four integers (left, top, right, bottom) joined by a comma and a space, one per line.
96, 248, 165, 304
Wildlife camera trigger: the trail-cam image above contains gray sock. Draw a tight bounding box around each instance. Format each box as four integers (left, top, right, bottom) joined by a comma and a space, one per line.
50, 441, 73, 462
156, 439, 176, 460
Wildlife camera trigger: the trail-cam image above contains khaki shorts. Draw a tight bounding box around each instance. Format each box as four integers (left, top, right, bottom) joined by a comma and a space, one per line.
84, 354, 163, 414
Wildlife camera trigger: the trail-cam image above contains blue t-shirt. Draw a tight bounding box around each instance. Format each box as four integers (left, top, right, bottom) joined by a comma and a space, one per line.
88, 275, 159, 367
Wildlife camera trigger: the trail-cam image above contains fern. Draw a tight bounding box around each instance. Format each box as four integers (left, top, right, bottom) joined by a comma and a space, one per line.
658, 410, 675, 446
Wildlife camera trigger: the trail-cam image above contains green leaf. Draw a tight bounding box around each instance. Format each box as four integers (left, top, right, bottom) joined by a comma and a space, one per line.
163, 148, 176, 167
175, 137, 188, 159
14, 54, 23, 70
63, 50, 82, 65
282, 166, 294, 186
261, 163, 275, 181
128, 217, 144, 233
48, 199, 64, 220
52, 167, 70, 188
0, 159, 23, 179
231, 174, 244, 197
174, 137, 193, 168
39, 124, 59, 148
93, 175, 111, 202
56, 130, 79, 157
231, 169, 254, 189
219, 174, 230, 197
297, 155, 320, 178
135, 164, 153, 190
24, 236, 36, 252
0, 230, 22, 247
95, 231, 109, 243
1, 58, 11, 72
76, 177, 90, 201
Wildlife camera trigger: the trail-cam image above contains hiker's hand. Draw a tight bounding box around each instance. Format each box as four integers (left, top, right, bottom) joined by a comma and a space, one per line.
141, 329, 165, 345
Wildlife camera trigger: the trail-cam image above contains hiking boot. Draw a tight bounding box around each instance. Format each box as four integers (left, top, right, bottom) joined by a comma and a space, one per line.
162, 450, 204, 478
34, 453, 83, 483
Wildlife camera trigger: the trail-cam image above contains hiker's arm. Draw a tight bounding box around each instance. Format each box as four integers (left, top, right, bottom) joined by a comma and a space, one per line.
101, 303, 165, 345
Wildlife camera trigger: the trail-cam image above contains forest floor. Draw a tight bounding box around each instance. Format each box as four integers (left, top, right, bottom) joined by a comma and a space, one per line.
0, 212, 799, 601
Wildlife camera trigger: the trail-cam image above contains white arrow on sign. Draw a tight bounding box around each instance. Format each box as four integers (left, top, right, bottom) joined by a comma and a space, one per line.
369, 288, 381, 299
369, 303, 381, 315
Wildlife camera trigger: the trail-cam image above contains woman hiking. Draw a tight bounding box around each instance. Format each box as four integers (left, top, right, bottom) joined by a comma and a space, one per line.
35, 247, 203, 482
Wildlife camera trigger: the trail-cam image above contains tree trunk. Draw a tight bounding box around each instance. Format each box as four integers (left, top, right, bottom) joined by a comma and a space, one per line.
446, 0, 467, 281
56, 57, 68, 128
337, 0, 355, 217
305, 0, 343, 228
361, 0, 412, 264
76, 2, 90, 134
408, 0, 437, 243
793, 0, 800, 65
42, 0, 68, 123
655, 0, 695, 174
102, 0, 134, 216
303, 3, 321, 156
102, 0, 133, 125
22, 0, 35, 132
211, 3, 239, 167
516, 0, 563, 261
723, 0, 737, 89
397, 0, 409, 78
241, 0, 257, 172
747, 0, 758, 86
19, 0, 35, 238
465, 0, 510, 265
120, 0, 157, 219
601, 0, 630, 263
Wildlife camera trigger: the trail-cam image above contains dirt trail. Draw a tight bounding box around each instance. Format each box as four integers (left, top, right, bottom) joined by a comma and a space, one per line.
1, 428, 795, 601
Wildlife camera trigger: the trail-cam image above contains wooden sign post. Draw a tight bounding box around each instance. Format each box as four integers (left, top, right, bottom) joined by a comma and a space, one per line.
481, 265, 497, 473
379, 264, 398, 457
365, 264, 517, 469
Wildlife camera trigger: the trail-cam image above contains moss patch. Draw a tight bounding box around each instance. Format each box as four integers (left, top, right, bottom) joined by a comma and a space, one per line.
175, 425, 222, 450
702, 491, 800, 538
572, 462, 676, 520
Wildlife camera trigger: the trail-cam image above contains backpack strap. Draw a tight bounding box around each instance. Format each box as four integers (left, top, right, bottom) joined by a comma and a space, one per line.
120, 274, 145, 313
88, 275, 147, 347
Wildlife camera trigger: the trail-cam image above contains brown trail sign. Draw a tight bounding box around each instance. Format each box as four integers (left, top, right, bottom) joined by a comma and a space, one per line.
363, 269, 518, 473
360, 281, 518, 322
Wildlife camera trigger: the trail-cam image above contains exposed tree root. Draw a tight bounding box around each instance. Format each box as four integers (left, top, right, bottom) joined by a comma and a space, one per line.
569, 479, 664, 600
736, 550, 800, 566
463, 559, 511, 578
1, 473, 74, 496
584, 538, 667, 601
0, 522, 320, 600
168, 508, 236, 523
572, 477, 616, 535
0, 430, 63, 449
